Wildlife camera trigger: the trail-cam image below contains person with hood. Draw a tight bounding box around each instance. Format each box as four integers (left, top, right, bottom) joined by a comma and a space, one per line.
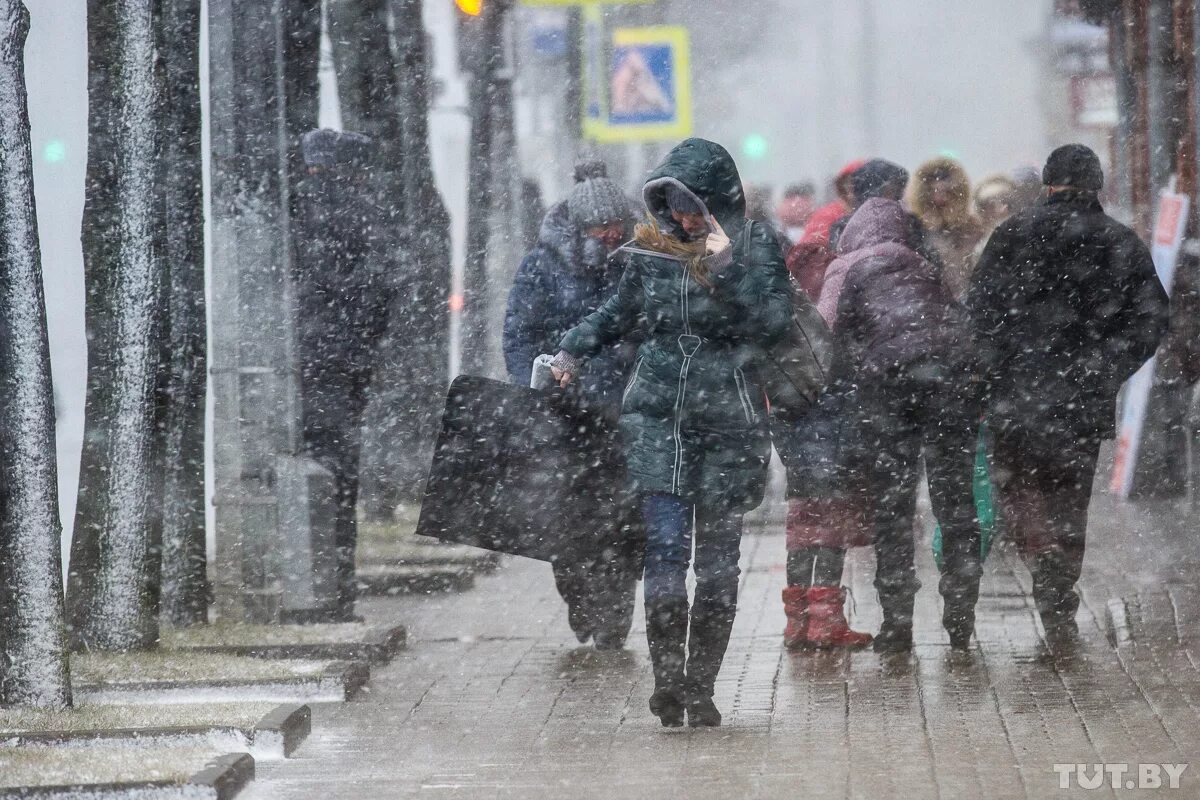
553, 138, 793, 727
826, 197, 982, 652
771, 157, 910, 651
785, 159, 866, 300
294, 129, 395, 623
968, 145, 1169, 644
503, 159, 639, 651
910, 157, 985, 300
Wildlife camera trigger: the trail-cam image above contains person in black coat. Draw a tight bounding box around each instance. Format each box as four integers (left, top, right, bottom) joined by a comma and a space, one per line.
968, 144, 1169, 643
294, 128, 395, 622
502, 160, 640, 650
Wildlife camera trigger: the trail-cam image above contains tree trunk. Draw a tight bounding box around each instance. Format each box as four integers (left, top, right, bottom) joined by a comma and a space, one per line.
0, 0, 72, 708
69, 0, 168, 651
158, 0, 209, 628
283, 0, 320, 214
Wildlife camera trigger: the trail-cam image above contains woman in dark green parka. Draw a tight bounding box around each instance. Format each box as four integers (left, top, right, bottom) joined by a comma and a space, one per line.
553, 139, 793, 727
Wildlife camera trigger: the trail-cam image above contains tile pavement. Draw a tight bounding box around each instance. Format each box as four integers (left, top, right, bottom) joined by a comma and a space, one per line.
245, 488, 1200, 799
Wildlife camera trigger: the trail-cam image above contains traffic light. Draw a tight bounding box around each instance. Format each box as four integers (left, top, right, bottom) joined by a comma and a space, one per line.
742, 134, 768, 162
42, 139, 66, 164
455, 0, 482, 15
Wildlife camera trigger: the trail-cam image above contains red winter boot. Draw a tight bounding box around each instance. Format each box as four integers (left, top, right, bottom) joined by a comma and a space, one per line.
782, 587, 809, 649
806, 586, 873, 649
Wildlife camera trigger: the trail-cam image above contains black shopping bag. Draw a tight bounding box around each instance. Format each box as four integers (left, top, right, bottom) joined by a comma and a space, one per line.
415, 375, 635, 564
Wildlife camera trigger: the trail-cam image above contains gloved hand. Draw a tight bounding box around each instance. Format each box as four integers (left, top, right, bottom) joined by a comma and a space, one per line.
550, 350, 580, 388
705, 218, 731, 256
703, 218, 733, 273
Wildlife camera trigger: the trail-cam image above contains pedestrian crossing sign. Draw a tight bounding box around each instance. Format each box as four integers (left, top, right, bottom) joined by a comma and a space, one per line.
584, 25, 693, 143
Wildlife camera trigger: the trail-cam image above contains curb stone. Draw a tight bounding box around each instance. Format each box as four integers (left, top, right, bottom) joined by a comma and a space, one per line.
1, 752, 254, 799
76, 661, 369, 705
1, 704, 310, 760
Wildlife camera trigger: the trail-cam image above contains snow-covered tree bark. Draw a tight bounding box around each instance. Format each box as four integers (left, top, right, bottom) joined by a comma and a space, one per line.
68, 0, 169, 651
0, 0, 72, 708
158, 0, 208, 628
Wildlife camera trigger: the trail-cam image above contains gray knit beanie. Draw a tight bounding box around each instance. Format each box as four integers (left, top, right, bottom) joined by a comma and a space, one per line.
567, 160, 630, 229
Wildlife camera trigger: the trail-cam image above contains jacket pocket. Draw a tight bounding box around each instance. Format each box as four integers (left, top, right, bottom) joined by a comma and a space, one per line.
734, 367, 758, 425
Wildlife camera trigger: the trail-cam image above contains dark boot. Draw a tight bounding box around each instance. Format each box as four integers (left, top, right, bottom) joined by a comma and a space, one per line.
1033, 550, 1080, 642
939, 526, 983, 651
684, 590, 736, 727
645, 596, 689, 727
939, 571, 981, 651
592, 565, 637, 652
874, 579, 918, 654
553, 562, 592, 644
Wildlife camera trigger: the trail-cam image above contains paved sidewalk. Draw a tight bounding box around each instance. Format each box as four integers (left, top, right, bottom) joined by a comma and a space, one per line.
246, 489, 1200, 799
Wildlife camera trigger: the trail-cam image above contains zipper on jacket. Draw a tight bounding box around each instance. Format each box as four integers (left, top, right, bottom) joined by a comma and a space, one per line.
734, 367, 757, 424
622, 357, 644, 404
672, 268, 701, 493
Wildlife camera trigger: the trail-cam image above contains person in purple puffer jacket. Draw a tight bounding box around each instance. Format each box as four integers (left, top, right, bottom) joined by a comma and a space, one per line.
830, 197, 982, 653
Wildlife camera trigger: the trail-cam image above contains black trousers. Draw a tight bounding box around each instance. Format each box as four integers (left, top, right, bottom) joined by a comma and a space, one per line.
858, 363, 982, 620
552, 499, 642, 642
301, 365, 373, 618
989, 424, 1101, 627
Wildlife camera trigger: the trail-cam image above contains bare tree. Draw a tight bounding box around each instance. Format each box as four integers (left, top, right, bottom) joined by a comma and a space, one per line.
0, 0, 72, 707
69, 0, 169, 651
158, 0, 208, 628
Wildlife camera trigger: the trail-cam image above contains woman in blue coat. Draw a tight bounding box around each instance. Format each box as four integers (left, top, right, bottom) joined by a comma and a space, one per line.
503, 161, 639, 651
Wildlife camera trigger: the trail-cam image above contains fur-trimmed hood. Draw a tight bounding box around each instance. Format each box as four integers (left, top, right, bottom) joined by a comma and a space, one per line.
909, 157, 983, 237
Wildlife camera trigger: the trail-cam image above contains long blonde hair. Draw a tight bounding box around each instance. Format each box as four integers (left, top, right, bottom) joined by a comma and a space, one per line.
633, 216, 713, 288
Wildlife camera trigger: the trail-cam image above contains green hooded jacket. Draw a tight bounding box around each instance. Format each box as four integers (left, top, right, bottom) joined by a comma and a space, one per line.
559, 139, 793, 512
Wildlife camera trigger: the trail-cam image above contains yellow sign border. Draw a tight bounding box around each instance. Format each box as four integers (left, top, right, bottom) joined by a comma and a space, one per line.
584, 25, 692, 144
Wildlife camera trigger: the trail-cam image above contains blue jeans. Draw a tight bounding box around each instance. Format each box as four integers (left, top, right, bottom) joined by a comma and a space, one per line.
641, 494, 743, 606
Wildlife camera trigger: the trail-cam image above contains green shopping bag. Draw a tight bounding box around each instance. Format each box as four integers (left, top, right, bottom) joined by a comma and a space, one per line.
932, 425, 999, 569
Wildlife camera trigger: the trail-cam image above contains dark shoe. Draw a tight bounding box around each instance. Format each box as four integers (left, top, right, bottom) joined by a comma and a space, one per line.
592, 630, 627, 651
649, 688, 685, 728
684, 589, 737, 701
685, 693, 722, 727
1042, 613, 1079, 643
806, 586, 873, 649
567, 602, 593, 644
943, 604, 976, 651
873, 621, 913, 653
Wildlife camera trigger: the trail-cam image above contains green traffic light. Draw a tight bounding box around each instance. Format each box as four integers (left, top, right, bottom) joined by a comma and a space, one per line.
43, 139, 66, 164
742, 134, 768, 162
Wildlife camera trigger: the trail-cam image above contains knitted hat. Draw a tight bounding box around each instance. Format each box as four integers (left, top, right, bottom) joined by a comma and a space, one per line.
664, 183, 705, 216
1042, 144, 1104, 192
302, 128, 373, 171
335, 131, 373, 170
852, 159, 909, 204
302, 129, 340, 169
567, 160, 630, 228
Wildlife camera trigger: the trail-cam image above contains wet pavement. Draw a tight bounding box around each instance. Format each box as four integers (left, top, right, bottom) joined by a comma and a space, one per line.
246, 484, 1200, 799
